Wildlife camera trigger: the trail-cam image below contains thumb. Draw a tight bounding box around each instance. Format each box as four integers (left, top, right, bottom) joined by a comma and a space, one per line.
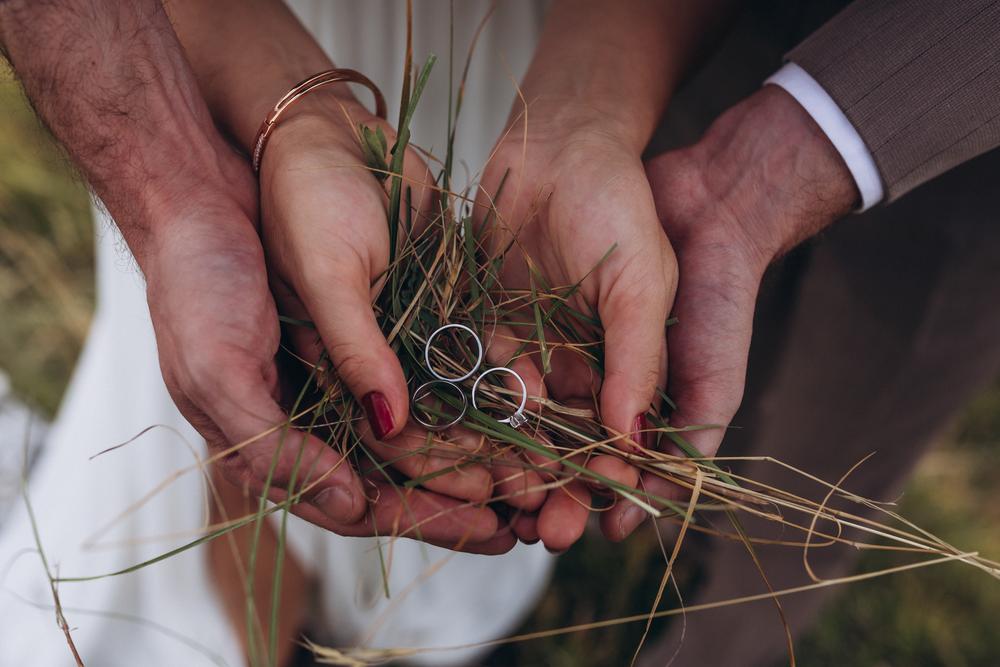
299, 258, 409, 441
182, 352, 366, 524
598, 270, 674, 454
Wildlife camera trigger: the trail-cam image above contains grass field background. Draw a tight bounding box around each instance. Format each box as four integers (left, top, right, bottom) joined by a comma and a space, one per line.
2, 68, 998, 666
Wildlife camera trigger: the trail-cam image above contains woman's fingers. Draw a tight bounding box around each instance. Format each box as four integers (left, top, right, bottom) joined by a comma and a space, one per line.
296, 248, 410, 442
537, 476, 591, 552
263, 479, 505, 549
361, 423, 495, 504
479, 323, 550, 510
597, 248, 676, 455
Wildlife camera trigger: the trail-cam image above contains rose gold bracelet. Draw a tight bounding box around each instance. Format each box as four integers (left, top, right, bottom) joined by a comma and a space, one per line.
250, 68, 387, 173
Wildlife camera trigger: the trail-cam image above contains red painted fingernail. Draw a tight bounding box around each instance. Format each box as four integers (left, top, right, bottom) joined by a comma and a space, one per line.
633, 414, 652, 451
362, 391, 394, 440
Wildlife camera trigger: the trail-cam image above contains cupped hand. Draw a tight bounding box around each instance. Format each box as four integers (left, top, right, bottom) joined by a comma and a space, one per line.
607, 85, 859, 539
144, 133, 513, 554
476, 112, 679, 551
258, 95, 425, 441
259, 93, 536, 550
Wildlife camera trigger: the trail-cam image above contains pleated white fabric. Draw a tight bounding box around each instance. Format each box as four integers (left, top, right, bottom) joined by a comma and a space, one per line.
0, 2, 552, 665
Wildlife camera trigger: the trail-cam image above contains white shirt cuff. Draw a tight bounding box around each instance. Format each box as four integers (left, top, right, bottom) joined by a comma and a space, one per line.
765, 62, 883, 212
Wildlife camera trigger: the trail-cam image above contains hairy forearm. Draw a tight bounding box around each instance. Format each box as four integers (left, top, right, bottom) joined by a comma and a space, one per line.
165, 0, 360, 153
0, 0, 239, 262
522, 0, 737, 150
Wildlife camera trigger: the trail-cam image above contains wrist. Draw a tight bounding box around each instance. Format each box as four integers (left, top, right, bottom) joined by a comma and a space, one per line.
689, 86, 858, 270
241, 75, 367, 156
256, 94, 378, 179
514, 93, 653, 154
518, 0, 677, 153
133, 139, 258, 270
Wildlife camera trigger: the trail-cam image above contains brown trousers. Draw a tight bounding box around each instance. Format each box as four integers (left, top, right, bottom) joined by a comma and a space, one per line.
638, 138, 1000, 666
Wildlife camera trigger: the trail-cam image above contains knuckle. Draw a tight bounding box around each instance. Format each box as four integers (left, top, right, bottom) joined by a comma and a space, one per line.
242, 446, 284, 484
326, 340, 374, 385
217, 455, 253, 488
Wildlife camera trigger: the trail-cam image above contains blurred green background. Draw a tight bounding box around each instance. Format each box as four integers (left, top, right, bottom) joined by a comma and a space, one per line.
2, 66, 998, 666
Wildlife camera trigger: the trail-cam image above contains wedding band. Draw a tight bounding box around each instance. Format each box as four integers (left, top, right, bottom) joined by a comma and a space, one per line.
471, 367, 529, 428
424, 323, 484, 383
411, 380, 467, 431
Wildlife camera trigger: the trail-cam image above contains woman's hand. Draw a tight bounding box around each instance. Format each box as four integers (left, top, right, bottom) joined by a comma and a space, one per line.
258, 92, 539, 541
163, 0, 533, 549
476, 110, 678, 551
258, 94, 420, 441
463, 0, 737, 550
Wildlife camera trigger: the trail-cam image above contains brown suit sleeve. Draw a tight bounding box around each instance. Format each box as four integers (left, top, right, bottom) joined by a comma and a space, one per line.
788, 0, 1000, 202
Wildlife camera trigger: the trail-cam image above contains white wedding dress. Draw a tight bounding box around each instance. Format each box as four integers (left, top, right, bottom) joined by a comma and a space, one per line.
0, 3, 552, 665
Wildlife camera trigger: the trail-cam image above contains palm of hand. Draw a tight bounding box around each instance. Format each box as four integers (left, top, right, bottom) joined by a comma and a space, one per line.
478, 135, 677, 548
256, 110, 536, 552
144, 168, 371, 519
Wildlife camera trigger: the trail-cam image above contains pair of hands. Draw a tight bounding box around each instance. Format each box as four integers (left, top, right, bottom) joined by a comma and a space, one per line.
149, 83, 856, 553
478, 85, 856, 543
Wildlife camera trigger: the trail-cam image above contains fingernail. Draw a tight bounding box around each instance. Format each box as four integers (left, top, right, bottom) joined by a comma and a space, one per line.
545, 546, 567, 555
620, 504, 647, 538
522, 537, 540, 545
314, 485, 358, 523
362, 391, 395, 440
633, 414, 652, 451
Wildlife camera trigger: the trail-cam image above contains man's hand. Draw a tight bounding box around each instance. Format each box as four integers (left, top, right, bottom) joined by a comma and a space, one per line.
147, 179, 511, 550
0, 0, 512, 552
609, 86, 859, 538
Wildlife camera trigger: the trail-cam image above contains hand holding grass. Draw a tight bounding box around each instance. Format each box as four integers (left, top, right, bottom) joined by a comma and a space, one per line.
0, 0, 382, 529
167, 0, 529, 549
610, 85, 859, 538
472, 0, 711, 550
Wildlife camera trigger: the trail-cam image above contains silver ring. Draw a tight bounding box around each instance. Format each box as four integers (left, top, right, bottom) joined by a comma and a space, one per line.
424, 323, 484, 383
411, 380, 467, 431
471, 367, 528, 428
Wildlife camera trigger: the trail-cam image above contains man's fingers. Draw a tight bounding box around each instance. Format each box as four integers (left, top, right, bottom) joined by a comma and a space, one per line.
585, 453, 640, 495
665, 244, 760, 458
190, 353, 366, 524
510, 512, 540, 544
299, 258, 409, 442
